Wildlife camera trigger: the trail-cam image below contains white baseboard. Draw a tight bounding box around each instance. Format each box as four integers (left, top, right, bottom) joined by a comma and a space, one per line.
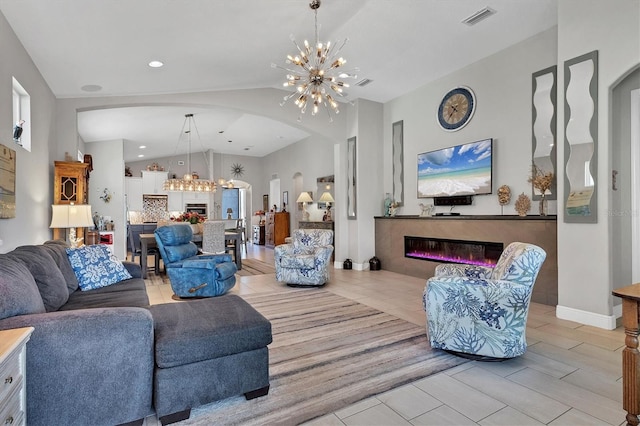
556, 304, 617, 330
613, 303, 622, 320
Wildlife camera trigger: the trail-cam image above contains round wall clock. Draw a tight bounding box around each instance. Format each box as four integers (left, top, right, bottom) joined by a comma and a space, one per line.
437, 86, 476, 131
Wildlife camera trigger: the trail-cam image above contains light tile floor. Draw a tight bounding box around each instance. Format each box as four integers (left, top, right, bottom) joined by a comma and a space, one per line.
143, 244, 627, 426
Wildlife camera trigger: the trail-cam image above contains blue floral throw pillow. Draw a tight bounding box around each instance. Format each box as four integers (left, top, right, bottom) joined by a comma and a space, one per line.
66, 245, 132, 291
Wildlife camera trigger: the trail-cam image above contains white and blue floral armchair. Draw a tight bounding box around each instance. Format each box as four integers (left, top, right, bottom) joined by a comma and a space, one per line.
423, 242, 546, 359
274, 229, 334, 286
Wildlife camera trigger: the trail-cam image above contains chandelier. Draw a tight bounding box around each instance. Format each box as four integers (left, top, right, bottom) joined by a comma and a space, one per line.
163, 114, 216, 193
274, 0, 358, 121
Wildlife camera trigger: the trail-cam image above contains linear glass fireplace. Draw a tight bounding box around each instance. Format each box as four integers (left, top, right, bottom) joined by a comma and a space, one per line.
404, 236, 503, 267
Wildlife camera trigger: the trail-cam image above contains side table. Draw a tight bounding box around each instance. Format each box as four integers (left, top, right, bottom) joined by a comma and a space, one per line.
612, 284, 640, 426
0, 327, 34, 426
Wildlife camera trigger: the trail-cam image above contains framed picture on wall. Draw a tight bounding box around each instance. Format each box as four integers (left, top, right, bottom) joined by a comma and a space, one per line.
263, 194, 269, 212
0, 144, 16, 219
282, 191, 288, 211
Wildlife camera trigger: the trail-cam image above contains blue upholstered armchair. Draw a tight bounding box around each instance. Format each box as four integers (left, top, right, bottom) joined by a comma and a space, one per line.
274, 229, 334, 286
423, 242, 546, 359
155, 224, 237, 298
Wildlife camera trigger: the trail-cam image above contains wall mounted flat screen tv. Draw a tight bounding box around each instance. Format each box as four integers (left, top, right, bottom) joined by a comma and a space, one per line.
417, 138, 493, 198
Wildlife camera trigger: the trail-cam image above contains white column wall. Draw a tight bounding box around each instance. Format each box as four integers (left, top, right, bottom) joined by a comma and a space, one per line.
556, 0, 640, 328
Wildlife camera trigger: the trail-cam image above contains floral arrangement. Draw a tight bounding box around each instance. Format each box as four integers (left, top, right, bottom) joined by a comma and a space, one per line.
171, 211, 206, 224
528, 165, 554, 195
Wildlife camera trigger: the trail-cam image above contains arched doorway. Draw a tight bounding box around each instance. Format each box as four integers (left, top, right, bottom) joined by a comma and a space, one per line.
610, 67, 640, 308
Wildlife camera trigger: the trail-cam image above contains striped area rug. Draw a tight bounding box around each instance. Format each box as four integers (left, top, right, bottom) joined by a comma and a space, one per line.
185, 289, 467, 425
236, 258, 276, 276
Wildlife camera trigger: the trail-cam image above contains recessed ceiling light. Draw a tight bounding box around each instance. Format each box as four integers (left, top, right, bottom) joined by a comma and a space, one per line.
148, 60, 164, 68
138, 154, 144, 158
81, 84, 102, 92
244, 147, 250, 151
139, 145, 146, 149
228, 140, 233, 143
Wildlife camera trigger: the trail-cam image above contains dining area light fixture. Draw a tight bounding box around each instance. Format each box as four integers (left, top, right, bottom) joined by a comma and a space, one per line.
273, 0, 358, 122
163, 114, 216, 193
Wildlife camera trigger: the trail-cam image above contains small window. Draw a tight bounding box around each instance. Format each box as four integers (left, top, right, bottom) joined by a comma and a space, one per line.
12, 77, 31, 151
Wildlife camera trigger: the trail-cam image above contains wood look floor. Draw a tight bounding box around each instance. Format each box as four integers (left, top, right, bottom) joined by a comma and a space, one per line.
142, 244, 627, 426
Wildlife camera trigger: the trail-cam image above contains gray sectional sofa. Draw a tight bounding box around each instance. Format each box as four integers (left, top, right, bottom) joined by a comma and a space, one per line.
0, 240, 154, 426
0, 240, 272, 426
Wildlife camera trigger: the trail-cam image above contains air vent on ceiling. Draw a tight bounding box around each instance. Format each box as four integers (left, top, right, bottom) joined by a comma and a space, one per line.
356, 78, 373, 87
462, 6, 496, 26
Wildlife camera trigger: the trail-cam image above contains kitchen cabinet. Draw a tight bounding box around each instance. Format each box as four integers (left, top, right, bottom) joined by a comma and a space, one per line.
141, 171, 167, 195
125, 177, 143, 211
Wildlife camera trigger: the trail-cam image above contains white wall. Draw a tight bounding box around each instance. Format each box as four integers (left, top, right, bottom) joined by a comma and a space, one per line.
84, 139, 127, 259
345, 99, 384, 268
0, 11, 57, 252
383, 27, 558, 217
556, 0, 640, 329
261, 135, 336, 228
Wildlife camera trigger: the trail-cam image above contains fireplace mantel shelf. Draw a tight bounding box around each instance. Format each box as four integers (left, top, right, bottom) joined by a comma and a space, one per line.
375, 215, 557, 221
375, 215, 558, 305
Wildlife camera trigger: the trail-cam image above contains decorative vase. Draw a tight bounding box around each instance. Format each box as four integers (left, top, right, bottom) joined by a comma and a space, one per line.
384, 193, 392, 217
190, 224, 201, 235
539, 195, 548, 216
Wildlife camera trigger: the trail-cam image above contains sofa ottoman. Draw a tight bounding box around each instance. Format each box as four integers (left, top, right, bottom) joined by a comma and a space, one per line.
149, 295, 272, 425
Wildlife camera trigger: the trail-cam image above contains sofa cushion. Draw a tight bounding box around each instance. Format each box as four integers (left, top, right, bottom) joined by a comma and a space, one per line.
6, 245, 69, 312
150, 295, 273, 368
0, 255, 46, 320
61, 278, 149, 310
66, 245, 133, 291
43, 239, 80, 294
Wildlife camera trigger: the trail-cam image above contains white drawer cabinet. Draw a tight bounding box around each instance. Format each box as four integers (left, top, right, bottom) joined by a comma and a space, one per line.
0, 327, 33, 426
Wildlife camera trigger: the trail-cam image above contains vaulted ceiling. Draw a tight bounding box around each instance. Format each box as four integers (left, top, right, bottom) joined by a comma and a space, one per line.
0, 0, 557, 161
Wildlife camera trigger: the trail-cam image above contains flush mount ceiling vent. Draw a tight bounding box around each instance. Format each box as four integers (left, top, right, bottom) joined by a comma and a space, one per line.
356, 78, 373, 87
462, 6, 497, 26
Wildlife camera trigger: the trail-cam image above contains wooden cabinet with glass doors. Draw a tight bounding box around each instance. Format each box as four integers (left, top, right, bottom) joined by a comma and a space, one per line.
53, 161, 91, 240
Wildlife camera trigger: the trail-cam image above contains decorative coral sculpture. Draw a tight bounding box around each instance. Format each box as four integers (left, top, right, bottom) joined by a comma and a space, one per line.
515, 193, 531, 217
497, 185, 511, 206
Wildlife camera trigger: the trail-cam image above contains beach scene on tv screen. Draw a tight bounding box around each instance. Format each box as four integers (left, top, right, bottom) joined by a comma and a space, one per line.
418, 139, 492, 197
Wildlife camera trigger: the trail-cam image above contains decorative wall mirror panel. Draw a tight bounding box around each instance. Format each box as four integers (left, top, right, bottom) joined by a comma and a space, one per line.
532, 65, 557, 200
564, 50, 598, 223
347, 136, 357, 219
392, 120, 404, 205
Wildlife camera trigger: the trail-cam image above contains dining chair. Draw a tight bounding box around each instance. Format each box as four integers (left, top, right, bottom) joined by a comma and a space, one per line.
202, 220, 226, 254
127, 222, 162, 273
236, 218, 247, 250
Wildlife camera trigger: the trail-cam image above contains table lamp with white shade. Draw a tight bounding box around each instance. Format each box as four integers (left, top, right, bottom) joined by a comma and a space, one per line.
318, 192, 335, 221
50, 203, 94, 248
296, 192, 313, 221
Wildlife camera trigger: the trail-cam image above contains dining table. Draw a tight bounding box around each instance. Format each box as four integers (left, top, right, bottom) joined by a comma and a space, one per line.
139, 230, 242, 279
